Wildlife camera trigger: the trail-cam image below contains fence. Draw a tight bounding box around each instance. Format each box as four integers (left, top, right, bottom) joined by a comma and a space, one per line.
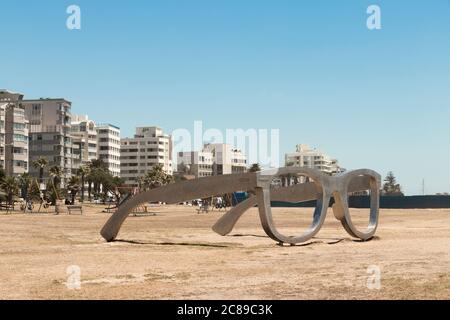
268, 195, 450, 209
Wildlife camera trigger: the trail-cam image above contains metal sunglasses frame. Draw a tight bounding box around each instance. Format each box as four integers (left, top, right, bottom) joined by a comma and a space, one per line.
100, 167, 381, 245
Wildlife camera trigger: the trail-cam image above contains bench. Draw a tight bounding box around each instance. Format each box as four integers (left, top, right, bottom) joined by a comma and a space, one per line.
0, 204, 14, 211
67, 205, 83, 215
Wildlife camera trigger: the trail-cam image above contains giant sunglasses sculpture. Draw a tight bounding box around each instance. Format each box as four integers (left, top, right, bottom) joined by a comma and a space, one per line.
101, 168, 381, 245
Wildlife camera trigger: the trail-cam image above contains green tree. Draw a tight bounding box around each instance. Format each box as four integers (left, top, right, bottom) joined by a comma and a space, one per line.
32, 157, 48, 184
140, 164, 174, 191
18, 174, 42, 212
382, 172, 404, 196
28, 179, 42, 202
77, 165, 90, 203
88, 159, 109, 198
0, 167, 6, 184
102, 174, 126, 206
249, 163, 261, 173
18, 173, 32, 202
1, 176, 19, 205
67, 176, 81, 204
48, 165, 63, 203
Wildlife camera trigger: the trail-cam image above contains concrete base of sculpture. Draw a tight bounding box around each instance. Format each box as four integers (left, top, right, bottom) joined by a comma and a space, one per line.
101, 168, 381, 245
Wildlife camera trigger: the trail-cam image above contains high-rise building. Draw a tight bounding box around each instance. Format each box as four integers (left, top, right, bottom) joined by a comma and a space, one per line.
96, 124, 121, 177
285, 144, 341, 175
22, 98, 75, 185
0, 90, 29, 176
71, 115, 98, 170
120, 126, 173, 186
177, 143, 247, 178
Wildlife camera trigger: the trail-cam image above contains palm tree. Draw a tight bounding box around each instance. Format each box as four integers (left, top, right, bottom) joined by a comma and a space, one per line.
140, 164, 173, 191
48, 165, 63, 202
32, 157, 48, 185
18, 173, 32, 206
77, 165, 89, 203
67, 176, 81, 204
1, 176, 19, 206
90, 159, 108, 171
88, 159, 108, 198
0, 168, 6, 184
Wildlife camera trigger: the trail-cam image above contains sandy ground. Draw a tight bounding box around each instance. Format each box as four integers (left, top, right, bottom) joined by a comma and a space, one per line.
0, 204, 449, 300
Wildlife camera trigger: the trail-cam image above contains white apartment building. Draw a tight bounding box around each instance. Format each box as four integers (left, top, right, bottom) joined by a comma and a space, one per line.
71, 115, 98, 170
0, 90, 29, 176
285, 144, 341, 175
121, 126, 173, 186
177, 150, 214, 178
96, 124, 121, 177
204, 143, 247, 175
177, 143, 247, 178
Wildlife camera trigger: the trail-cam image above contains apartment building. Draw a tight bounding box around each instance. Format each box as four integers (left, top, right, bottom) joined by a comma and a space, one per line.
23, 98, 75, 185
0, 90, 29, 176
204, 143, 247, 175
285, 144, 341, 175
177, 143, 247, 178
96, 124, 121, 177
121, 126, 173, 186
71, 115, 97, 170
177, 150, 214, 178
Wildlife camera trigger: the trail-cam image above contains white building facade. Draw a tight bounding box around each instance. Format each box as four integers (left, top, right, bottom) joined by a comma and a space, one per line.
177, 143, 247, 178
177, 150, 214, 178
285, 144, 341, 175
96, 124, 121, 177
121, 126, 173, 186
71, 115, 98, 170
0, 90, 29, 176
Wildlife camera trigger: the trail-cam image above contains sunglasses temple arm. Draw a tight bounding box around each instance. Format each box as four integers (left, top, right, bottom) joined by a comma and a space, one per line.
212, 196, 258, 236
212, 182, 320, 236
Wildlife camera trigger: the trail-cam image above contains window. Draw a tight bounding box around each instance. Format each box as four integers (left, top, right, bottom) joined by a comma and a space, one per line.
13, 134, 27, 142
31, 104, 42, 116
13, 123, 26, 130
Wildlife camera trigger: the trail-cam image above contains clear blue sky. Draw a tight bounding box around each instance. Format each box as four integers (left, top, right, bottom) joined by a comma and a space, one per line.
1, 0, 450, 195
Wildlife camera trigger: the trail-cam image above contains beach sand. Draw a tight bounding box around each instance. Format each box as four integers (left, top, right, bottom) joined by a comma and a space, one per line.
0, 204, 449, 300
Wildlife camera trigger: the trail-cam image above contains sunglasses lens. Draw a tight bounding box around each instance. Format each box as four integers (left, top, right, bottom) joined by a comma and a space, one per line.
268, 173, 323, 238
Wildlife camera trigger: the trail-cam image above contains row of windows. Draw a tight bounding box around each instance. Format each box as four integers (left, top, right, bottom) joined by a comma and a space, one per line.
121, 155, 166, 160
13, 160, 28, 169
122, 168, 171, 176
0, 123, 27, 132
97, 129, 120, 137
13, 147, 27, 155
98, 138, 120, 144
121, 148, 167, 153
99, 154, 120, 161
99, 146, 120, 152
13, 123, 26, 130
123, 141, 167, 146
31, 134, 71, 142
121, 159, 164, 167
13, 134, 28, 142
